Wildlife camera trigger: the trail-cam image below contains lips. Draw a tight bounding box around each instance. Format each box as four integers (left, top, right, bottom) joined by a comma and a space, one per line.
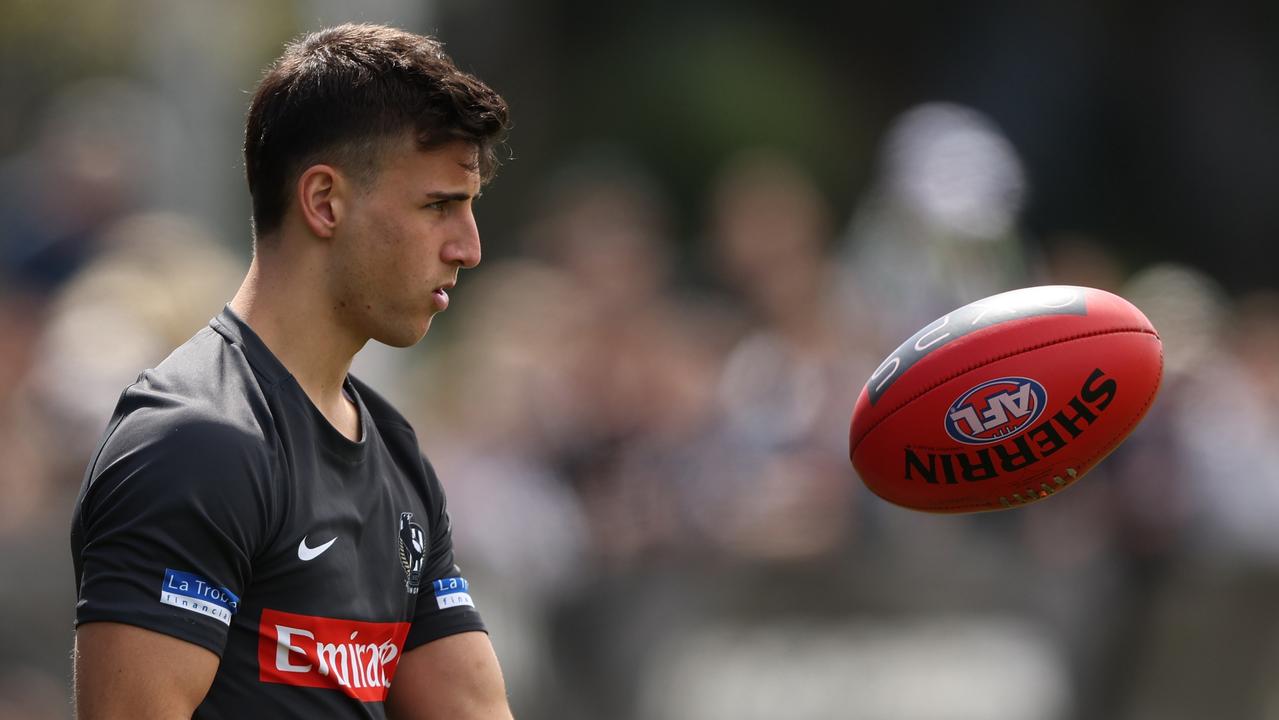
431, 282, 453, 311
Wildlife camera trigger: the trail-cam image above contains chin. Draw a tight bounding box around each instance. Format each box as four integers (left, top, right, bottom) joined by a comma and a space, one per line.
374, 315, 434, 348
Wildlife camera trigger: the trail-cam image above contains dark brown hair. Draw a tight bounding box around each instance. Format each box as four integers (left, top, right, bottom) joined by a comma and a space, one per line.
244, 24, 510, 236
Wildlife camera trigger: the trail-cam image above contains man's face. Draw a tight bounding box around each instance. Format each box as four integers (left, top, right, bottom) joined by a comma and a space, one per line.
329, 136, 483, 347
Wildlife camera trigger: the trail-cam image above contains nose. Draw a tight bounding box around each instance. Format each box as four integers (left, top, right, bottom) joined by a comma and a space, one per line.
441, 208, 482, 269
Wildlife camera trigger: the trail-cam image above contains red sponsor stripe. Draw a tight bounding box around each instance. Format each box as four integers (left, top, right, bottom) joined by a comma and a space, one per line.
258, 608, 410, 702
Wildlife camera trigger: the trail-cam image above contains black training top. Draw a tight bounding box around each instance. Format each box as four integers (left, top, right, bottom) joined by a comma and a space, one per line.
71, 306, 485, 718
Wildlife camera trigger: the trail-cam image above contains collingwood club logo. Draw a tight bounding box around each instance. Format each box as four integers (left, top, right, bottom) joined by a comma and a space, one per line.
398, 512, 426, 594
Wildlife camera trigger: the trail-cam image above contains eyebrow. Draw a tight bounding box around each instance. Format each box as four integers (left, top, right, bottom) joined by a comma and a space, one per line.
424, 191, 476, 202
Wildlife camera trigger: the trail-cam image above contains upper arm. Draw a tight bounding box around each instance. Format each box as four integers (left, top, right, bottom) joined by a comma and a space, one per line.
385, 631, 512, 720
401, 456, 488, 649
72, 412, 272, 709
74, 622, 220, 719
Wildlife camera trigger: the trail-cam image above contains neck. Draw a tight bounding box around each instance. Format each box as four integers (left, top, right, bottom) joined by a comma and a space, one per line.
229, 242, 366, 430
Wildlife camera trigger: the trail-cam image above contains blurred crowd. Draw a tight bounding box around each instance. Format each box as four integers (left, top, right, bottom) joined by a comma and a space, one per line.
4, 69, 1279, 720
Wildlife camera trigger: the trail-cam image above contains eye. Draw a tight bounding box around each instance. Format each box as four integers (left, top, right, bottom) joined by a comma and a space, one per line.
424, 200, 448, 213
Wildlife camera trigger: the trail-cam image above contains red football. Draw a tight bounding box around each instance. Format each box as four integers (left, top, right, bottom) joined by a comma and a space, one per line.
849, 285, 1163, 513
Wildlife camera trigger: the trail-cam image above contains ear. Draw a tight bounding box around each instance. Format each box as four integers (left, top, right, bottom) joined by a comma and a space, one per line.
295, 164, 347, 238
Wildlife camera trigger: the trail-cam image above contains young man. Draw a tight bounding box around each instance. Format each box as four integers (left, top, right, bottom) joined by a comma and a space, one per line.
70, 24, 513, 719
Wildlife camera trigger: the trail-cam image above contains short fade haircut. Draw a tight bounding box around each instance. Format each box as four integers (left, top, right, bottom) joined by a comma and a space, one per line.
244, 24, 510, 237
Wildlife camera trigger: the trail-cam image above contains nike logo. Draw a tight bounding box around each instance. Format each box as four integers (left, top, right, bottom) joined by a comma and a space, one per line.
297, 535, 338, 561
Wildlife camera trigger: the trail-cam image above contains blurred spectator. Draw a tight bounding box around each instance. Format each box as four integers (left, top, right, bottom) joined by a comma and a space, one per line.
517, 150, 725, 566
0, 289, 52, 537
841, 102, 1029, 338
1036, 232, 1128, 293
416, 260, 591, 595
693, 148, 869, 563
26, 212, 244, 488
0, 78, 179, 294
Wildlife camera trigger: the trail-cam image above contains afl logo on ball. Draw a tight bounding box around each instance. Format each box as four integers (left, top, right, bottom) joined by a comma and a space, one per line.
945, 377, 1048, 445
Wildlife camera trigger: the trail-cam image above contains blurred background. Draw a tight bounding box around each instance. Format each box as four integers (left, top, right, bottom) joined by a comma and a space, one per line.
2, 0, 1278, 718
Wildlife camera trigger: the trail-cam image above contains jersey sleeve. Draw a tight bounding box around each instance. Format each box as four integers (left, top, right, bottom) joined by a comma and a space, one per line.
403, 455, 487, 652
71, 405, 276, 657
